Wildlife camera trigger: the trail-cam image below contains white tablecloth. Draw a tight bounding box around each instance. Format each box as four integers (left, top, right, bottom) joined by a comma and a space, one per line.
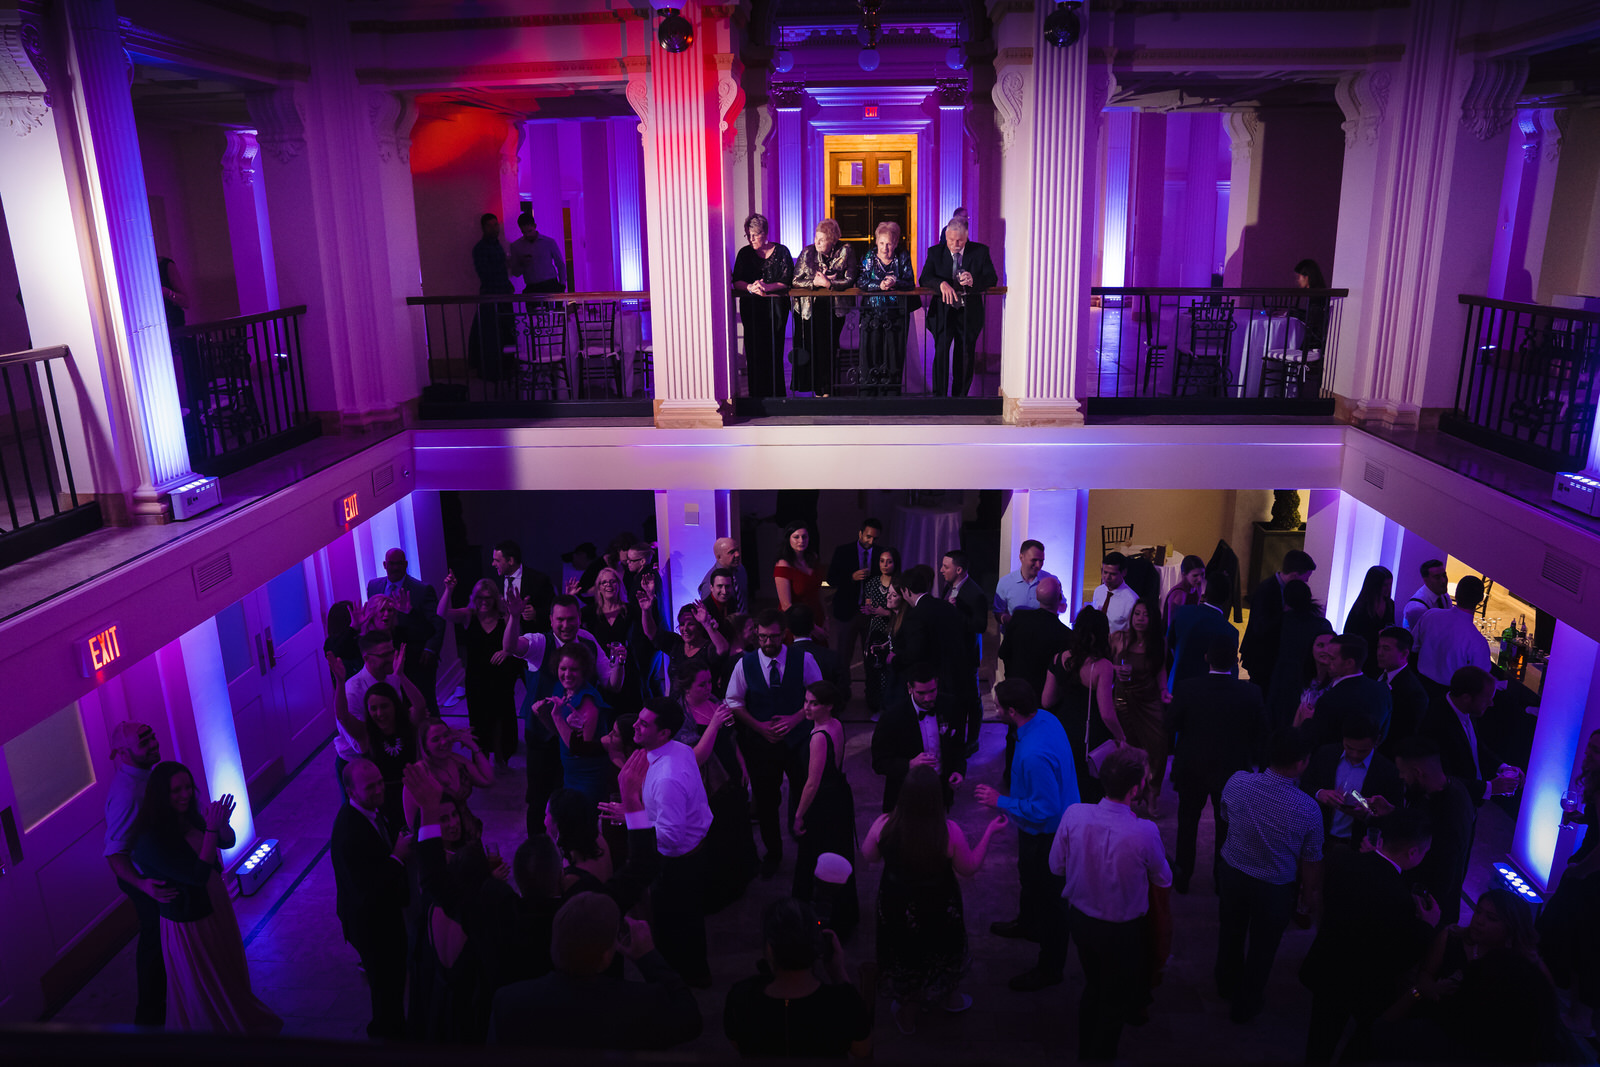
1129, 307, 1305, 397
895, 504, 964, 570
1120, 543, 1187, 601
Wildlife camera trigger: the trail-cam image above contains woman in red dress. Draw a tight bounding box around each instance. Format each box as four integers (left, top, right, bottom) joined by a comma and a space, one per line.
773, 521, 826, 630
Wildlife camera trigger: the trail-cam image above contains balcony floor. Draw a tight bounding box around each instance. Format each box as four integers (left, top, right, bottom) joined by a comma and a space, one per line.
0, 430, 401, 625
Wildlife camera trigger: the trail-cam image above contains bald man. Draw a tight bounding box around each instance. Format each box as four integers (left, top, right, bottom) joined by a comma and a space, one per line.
698, 537, 748, 612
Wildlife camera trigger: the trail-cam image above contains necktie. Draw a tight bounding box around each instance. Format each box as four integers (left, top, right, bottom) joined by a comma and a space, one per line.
374, 811, 391, 847
734, 578, 746, 614
953, 250, 963, 277
769, 659, 781, 688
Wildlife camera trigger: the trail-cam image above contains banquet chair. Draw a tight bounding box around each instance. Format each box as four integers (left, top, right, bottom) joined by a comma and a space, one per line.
193, 326, 265, 451
1175, 300, 1235, 397
514, 300, 571, 400
1102, 524, 1133, 558
573, 299, 624, 398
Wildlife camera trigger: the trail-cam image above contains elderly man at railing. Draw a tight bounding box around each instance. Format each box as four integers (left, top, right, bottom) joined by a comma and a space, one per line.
922, 216, 999, 399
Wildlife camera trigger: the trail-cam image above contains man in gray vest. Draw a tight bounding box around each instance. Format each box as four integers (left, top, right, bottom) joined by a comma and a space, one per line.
724, 609, 822, 877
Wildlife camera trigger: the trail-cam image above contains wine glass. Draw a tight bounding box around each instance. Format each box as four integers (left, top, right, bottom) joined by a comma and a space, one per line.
1562, 789, 1586, 816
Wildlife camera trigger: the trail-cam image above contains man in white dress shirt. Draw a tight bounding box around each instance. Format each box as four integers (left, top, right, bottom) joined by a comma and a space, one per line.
1401, 558, 1453, 631
1090, 552, 1139, 634
629, 701, 714, 986
1412, 575, 1491, 690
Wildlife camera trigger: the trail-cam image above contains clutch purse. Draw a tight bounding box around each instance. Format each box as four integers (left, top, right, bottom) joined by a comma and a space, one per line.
1087, 738, 1124, 779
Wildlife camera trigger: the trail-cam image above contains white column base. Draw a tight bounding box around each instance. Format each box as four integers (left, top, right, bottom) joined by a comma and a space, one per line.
1003, 395, 1085, 428
653, 398, 725, 429
1346, 397, 1422, 431
129, 488, 174, 526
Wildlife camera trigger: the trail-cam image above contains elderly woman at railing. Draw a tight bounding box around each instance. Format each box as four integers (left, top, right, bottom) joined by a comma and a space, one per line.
856, 220, 916, 397
790, 219, 858, 398
731, 213, 794, 401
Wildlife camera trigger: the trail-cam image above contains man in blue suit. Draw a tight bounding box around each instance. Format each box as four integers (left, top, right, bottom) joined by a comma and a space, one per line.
1168, 579, 1236, 690
367, 547, 444, 711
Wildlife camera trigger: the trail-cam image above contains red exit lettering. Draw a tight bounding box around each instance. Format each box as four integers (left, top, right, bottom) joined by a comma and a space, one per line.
89, 625, 121, 672
342, 492, 360, 524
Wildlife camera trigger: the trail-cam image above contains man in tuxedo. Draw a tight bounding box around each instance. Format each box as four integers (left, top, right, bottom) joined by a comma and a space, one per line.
871, 663, 968, 811
1301, 808, 1439, 1063
1168, 579, 1237, 689
1240, 548, 1316, 694
998, 574, 1072, 701
893, 564, 971, 700
1376, 626, 1430, 758
367, 547, 444, 710
1384, 736, 1477, 926
1302, 714, 1402, 847
488, 893, 701, 1050
826, 518, 882, 694
921, 215, 999, 397
1422, 665, 1519, 806
1305, 635, 1392, 747
1168, 637, 1269, 892
939, 549, 989, 749
331, 758, 412, 1039
492, 539, 553, 630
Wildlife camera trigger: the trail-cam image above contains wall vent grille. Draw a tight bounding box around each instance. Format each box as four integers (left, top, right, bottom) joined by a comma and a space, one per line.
1541, 550, 1583, 597
1363, 461, 1386, 489
193, 553, 233, 595
372, 464, 394, 493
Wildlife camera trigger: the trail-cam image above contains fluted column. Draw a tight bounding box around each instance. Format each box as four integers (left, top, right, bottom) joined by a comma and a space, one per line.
1221, 111, 1260, 287
993, 0, 1104, 426
220, 130, 279, 315
611, 116, 647, 292
632, 0, 732, 428
771, 81, 806, 252
66, 0, 194, 511
935, 77, 969, 233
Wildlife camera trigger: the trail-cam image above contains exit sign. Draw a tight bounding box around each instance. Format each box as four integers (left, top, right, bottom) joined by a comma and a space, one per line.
335, 491, 360, 529
863, 104, 879, 119
77, 623, 124, 677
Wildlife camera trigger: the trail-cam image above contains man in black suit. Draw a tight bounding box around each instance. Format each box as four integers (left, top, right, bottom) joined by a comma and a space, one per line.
488, 892, 701, 1050
1240, 548, 1315, 694
870, 663, 968, 811
921, 216, 999, 397
1168, 636, 1269, 892
1169, 579, 1237, 689
826, 518, 882, 697
1302, 713, 1402, 847
1300, 808, 1439, 1063
1384, 736, 1477, 927
1422, 665, 1519, 806
331, 758, 412, 1039
998, 574, 1072, 700
1305, 635, 1392, 747
367, 547, 444, 711
939, 549, 989, 749
893, 565, 971, 700
787, 605, 848, 696
1376, 626, 1430, 758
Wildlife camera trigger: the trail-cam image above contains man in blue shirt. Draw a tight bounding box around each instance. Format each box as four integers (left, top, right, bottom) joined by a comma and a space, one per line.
993, 539, 1052, 631
976, 678, 1080, 991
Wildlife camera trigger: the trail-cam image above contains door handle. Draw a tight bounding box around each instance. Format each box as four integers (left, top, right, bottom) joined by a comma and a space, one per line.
256, 633, 268, 675
264, 626, 277, 668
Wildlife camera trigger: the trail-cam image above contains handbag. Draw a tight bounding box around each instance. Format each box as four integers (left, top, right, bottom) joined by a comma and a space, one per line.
1087, 738, 1124, 779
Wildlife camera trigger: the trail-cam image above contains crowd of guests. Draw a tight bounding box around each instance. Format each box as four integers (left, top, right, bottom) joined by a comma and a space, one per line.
732, 210, 999, 399
101, 527, 1599, 1062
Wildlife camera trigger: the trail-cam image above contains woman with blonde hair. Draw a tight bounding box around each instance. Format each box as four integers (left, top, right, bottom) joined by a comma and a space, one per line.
855, 220, 915, 396
791, 218, 857, 396
438, 573, 520, 767
404, 716, 493, 829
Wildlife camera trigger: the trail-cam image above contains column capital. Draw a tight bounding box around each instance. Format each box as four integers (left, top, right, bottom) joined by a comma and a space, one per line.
1334, 67, 1391, 150
1460, 57, 1527, 142
934, 75, 970, 109
221, 128, 260, 186
0, 15, 51, 136
367, 88, 417, 166
768, 79, 806, 110
1224, 109, 1261, 163
245, 86, 307, 164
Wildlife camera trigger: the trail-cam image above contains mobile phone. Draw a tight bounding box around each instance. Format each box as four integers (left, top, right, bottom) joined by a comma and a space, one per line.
1346, 789, 1373, 815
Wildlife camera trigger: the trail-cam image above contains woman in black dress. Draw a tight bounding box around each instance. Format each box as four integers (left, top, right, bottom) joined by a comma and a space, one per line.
861, 764, 1007, 1035
674, 664, 757, 911
1268, 580, 1333, 729
438, 574, 519, 767
656, 602, 732, 697
862, 546, 901, 714
731, 212, 794, 400
791, 681, 858, 939
329, 659, 417, 828
1341, 565, 1395, 675
855, 220, 915, 396
1041, 607, 1122, 804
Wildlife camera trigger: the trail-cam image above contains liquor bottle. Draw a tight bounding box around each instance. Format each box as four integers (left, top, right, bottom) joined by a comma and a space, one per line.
1500, 620, 1519, 669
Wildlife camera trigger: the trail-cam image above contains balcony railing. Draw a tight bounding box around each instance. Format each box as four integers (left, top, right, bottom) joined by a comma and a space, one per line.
1087, 287, 1346, 414
0, 345, 102, 569
409, 293, 654, 419
171, 305, 318, 477
1443, 295, 1600, 472
732, 288, 1007, 416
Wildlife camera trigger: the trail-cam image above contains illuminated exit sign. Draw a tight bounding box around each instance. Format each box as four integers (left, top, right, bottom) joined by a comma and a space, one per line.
77, 623, 124, 677
336, 491, 360, 529
863, 104, 879, 119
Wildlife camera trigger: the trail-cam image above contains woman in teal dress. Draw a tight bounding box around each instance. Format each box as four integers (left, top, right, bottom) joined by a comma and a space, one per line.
530, 644, 613, 804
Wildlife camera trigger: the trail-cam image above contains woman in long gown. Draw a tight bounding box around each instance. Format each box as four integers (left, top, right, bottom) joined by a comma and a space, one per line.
791, 681, 858, 939
132, 761, 281, 1035
438, 575, 520, 766
674, 663, 758, 911
1109, 598, 1173, 811
862, 764, 1007, 1036
1042, 607, 1124, 804
862, 546, 901, 714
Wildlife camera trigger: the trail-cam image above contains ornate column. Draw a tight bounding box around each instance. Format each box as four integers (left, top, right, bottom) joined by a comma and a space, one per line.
770, 80, 806, 251
1332, 0, 1527, 426
992, 0, 1105, 426
65, 0, 195, 515
369, 89, 425, 397
1488, 108, 1567, 303
1100, 108, 1133, 287
935, 77, 969, 232
631, 0, 733, 428
220, 130, 279, 315
611, 115, 647, 292
1221, 110, 1260, 287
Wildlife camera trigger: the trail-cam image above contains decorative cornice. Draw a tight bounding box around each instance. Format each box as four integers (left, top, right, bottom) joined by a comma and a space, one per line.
991, 65, 1027, 159
351, 12, 644, 34
1543, 108, 1569, 165
368, 88, 417, 166
1334, 67, 1390, 149
356, 58, 632, 87
1111, 44, 1404, 68
624, 69, 650, 142
768, 79, 807, 110
195, 0, 306, 27
0, 18, 50, 137
716, 53, 744, 147
244, 86, 306, 164
220, 128, 259, 185
934, 76, 970, 109
995, 46, 1034, 67
119, 18, 309, 83
623, 55, 649, 75
1224, 109, 1260, 162
1457, 6, 1600, 57
1460, 58, 1527, 142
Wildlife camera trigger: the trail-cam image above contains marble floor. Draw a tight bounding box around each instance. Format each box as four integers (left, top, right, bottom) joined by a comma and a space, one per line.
50, 688, 1525, 1062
